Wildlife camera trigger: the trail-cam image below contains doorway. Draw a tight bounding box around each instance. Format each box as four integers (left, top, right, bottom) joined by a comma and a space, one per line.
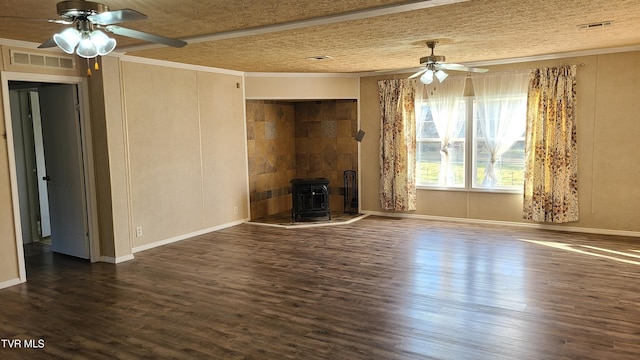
2, 72, 99, 283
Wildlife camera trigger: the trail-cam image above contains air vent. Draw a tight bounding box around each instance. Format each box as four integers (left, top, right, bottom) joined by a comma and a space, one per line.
10, 50, 75, 70
577, 21, 613, 29
306, 55, 333, 61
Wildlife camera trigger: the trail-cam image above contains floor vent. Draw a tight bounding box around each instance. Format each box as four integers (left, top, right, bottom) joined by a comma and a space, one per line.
10, 50, 75, 70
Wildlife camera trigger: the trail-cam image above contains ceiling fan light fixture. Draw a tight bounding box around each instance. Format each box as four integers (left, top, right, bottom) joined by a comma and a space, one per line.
76, 32, 98, 58
420, 69, 434, 84
53, 27, 81, 54
90, 29, 116, 56
54, 26, 117, 58
435, 69, 449, 82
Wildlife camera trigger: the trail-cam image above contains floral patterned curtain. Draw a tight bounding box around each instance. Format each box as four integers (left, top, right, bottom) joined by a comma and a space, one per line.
523, 65, 578, 223
378, 79, 416, 211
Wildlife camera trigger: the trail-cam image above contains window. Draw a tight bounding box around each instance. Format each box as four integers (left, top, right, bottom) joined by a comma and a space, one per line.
472, 95, 527, 190
416, 101, 467, 188
416, 90, 527, 191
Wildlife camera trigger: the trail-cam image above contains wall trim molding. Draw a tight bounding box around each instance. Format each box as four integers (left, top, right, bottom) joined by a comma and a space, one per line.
362, 211, 640, 238
0, 277, 24, 290
131, 219, 248, 253
360, 44, 640, 77
99, 254, 135, 264
245, 72, 360, 78
119, 55, 245, 76
460, 44, 640, 68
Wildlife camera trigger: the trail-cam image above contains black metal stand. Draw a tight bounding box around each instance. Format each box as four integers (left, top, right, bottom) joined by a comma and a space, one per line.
343, 170, 358, 214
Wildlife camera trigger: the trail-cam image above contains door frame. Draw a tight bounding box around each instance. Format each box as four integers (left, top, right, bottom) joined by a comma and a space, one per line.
1, 71, 100, 282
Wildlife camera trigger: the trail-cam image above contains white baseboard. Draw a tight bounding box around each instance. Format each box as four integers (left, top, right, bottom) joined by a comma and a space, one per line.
0, 277, 24, 290
100, 254, 135, 264
362, 211, 640, 238
132, 219, 248, 253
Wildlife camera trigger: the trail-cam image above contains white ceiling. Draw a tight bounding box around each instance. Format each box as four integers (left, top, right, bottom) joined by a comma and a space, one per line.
1, 0, 639, 73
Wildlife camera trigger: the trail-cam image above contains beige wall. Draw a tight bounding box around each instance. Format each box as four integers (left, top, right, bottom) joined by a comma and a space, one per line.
120, 60, 248, 249
197, 71, 249, 228
87, 57, 116, 258
360, 50, 640, 233
99, 57, 132, 258
0, 50, 20, 284
245, 75, 359, 100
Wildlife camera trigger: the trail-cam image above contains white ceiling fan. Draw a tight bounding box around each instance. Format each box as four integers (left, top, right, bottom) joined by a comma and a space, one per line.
409, 41, 488, 84
2, 0, 186, 59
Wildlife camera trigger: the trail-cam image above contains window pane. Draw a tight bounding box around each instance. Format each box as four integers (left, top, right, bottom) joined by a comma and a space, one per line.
416, 141, 441, 185
472, 96, 526, 190
447, 140, 466, 187
416, 101, 466, 187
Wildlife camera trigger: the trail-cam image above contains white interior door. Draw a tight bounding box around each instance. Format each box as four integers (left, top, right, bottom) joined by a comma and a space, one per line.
39, 84, 89, 259
29, 91, 51, 238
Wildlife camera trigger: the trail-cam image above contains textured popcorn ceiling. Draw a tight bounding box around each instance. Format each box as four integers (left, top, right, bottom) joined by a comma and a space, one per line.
1, 0, 639, 73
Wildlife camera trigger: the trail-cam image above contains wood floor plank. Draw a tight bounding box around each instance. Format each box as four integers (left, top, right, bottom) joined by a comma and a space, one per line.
2, 216, 640, 359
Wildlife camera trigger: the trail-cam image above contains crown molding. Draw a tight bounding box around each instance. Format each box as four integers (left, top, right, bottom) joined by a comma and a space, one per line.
245, 72, 359, 78
462, 44, 640, 68
363, 44, 640, 76
119, 54, 244, 76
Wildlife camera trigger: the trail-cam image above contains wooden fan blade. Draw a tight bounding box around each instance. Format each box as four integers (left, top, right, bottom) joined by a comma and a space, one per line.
438, 63, 489, 73
89, 9, 148, 25
38, 38, 57, 49
408, 68, 427, 79
105, 26, 187, 48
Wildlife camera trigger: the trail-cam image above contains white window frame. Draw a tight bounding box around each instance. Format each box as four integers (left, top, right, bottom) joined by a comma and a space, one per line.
416, 97, 525, 194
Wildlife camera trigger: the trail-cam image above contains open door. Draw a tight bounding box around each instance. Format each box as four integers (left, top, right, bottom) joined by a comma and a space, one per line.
38, 84, 90, 259
30, 91, 51, 238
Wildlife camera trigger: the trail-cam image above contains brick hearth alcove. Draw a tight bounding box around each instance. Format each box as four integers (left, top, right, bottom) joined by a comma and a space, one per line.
246, 99, 358, 220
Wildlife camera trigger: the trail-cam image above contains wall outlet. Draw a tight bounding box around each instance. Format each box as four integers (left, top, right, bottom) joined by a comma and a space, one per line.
136, 226, 143, 237
233, 206, 238, 215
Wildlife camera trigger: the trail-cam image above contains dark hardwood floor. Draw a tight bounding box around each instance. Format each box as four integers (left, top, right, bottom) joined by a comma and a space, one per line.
2, 216, 640, 359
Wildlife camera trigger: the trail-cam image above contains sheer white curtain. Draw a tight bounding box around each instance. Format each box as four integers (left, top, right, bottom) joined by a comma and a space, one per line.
416, 77, 466, 186
471, 72, 529, 187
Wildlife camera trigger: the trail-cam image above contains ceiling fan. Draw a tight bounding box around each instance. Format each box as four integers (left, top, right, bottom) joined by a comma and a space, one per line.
409, 41, 488, 84
5, 0, 186, 58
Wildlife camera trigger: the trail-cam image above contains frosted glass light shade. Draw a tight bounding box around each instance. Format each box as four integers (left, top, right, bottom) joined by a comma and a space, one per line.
90, 30, 116, 56
420, 69, 434, 84
76, 34, 98, 58
53, 28, 81, 54
435, 69, 449, 82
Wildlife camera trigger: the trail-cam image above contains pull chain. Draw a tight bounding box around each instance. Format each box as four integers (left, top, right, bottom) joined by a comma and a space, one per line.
86, 57, 101, 77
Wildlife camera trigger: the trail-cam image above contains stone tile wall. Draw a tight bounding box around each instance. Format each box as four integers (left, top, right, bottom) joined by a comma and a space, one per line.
294, 100, 358, 213
246, 99, 358, 220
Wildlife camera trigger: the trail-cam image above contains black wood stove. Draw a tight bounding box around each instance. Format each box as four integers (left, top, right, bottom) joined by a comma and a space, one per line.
290, 178, 331, 222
